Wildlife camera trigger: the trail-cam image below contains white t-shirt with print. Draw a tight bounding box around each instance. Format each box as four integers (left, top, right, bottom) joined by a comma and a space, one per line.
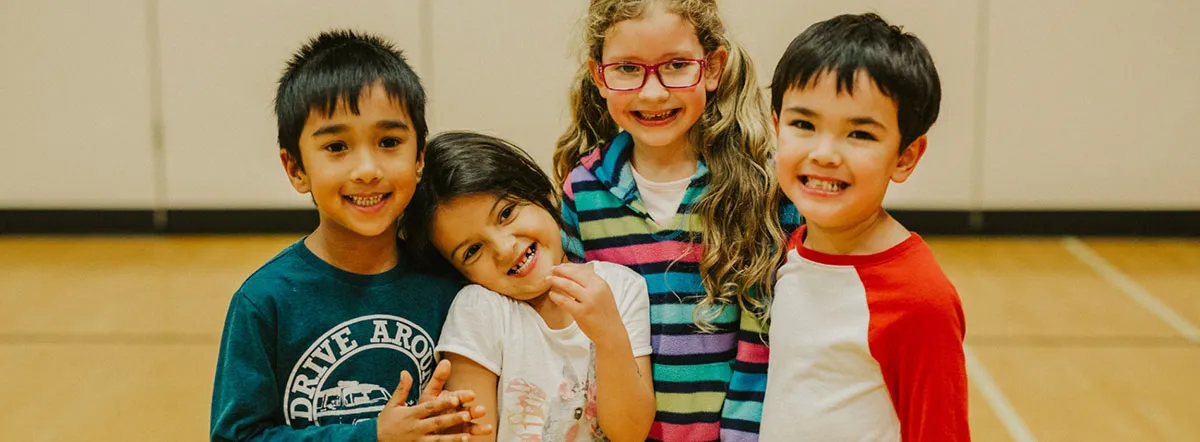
436, 261, 653, 442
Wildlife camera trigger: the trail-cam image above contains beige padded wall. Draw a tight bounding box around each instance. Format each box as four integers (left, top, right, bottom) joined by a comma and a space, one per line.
3, 1, 1198, 211
982, 0, 1200, 209
428, 0, 587, 173
0, 0, 157, 208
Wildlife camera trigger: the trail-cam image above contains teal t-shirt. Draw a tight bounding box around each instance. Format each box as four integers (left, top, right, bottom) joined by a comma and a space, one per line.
210, 239, 462, 441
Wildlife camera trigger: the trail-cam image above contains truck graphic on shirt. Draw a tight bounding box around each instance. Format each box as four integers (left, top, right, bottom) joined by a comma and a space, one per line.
314, 381, 392, 424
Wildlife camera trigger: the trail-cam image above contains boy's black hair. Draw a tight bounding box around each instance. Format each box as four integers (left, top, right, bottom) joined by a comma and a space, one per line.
403, 131, 563, 274
770, 13, 941, 151
276, 29, 427, 169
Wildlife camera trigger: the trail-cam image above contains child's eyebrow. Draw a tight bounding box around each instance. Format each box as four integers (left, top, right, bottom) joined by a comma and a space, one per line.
311, 124, 347, 137
783, 106, 818, 117
376, 120, 410, 131
849, 117, 885, 129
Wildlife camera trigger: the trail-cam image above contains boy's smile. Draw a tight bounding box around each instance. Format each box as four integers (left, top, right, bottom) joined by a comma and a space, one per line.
283, 83, 423, 242
774, 71, 925, 231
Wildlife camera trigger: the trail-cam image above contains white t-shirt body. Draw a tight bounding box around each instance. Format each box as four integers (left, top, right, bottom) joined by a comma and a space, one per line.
436, 261, 653, 442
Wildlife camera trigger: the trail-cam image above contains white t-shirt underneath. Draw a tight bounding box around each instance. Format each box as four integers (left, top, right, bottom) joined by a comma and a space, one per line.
630, 166, 691, 228
436, 261, 652, 442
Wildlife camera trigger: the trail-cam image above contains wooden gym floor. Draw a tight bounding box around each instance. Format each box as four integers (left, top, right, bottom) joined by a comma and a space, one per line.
1, 235, 1196, 441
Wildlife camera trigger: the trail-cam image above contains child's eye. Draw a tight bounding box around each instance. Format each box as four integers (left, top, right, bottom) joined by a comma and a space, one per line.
614, 64, 642, 75
499, 204, 516, 221
379, 138, 402, 148
664, 61, 691, 71
462, 244, 481, 261
849, 131, 878, 141
324, 142, 348, 153
790, 120, 815, 131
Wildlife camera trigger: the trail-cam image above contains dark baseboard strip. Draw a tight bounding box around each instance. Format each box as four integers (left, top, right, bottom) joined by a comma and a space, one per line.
0, 210, 156, 234
892, 210, 1200, 236
889, 210, 973, 235
0, 209, 317, 235
974, 210, 1200, 236
164, 210, 318, 234
1, 209, 1197, 236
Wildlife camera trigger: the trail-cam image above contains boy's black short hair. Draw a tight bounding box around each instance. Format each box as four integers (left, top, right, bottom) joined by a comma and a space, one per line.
275, 29, 427, 170
770, 13, 941, 151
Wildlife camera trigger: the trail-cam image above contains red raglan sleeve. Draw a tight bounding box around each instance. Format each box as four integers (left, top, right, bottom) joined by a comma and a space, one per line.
862, 252, 970, 441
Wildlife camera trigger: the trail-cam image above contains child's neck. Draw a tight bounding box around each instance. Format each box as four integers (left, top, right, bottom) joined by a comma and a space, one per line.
630, 138, 698, 182
304, 223, 399, 275
803, 208, 911, 256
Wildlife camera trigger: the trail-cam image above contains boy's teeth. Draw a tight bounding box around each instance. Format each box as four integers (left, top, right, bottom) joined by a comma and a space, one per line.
349, 195, 384, 206
805, 178, 846, 192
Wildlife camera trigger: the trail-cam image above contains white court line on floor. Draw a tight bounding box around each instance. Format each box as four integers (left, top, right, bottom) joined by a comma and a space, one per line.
965, 345, 1038, 442
1062, 236, 1200, 343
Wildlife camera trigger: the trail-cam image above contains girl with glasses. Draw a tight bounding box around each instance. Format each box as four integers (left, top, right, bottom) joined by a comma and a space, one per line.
553, 1, 800, 441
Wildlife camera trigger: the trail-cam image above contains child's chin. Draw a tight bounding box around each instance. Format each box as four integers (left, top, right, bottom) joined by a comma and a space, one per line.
346, 222, 394, 238
628, 128, 686, 147
797, 208, 845, 228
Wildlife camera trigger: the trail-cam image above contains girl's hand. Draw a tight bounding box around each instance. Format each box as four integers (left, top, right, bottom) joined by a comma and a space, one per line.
546, 263, 627, 348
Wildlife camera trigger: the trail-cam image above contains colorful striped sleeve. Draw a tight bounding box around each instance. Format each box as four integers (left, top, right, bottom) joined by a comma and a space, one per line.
720, 307, 770, 442
560, 173, 585, 263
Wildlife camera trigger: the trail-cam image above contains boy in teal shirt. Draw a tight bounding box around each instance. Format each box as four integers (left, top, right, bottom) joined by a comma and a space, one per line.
210, 30, 489, 441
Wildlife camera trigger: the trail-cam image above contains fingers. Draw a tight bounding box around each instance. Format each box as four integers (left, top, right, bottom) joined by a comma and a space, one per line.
550, 262, 597, 285
419, 435, 471, 442
419, 359, 453, 404
549, 291, 586, 320
466, 421, 495, 436
451, 389, 477, 406
465, 403, 487, 421
546, 274, 586, 301
387, 370, 413, 408
421, 409, 474, 434
549, 291, 580, 307
415, 392, 463, 419
417, 411, 495, 438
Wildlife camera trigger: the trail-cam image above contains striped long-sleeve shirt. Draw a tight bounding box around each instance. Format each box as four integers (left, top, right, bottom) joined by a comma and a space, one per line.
560, 131, 799, 442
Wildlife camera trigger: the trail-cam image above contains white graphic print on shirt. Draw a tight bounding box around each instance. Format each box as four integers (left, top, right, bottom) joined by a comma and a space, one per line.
284, 315, 435, 427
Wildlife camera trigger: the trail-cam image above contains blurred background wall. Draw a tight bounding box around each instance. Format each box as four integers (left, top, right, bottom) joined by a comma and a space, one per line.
1, 0, 1196, 234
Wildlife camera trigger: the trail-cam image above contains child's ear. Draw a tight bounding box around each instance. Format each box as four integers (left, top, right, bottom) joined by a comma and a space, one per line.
891, 135, 928, 184
704, 46, 729, 92
588, 59, 609, 100
281, 149, 311, 194
772, 112, 780, 137
415, 149, 425, 182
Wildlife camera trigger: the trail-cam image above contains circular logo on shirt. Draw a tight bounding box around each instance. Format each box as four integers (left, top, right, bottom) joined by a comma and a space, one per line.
283, 314, 435, 427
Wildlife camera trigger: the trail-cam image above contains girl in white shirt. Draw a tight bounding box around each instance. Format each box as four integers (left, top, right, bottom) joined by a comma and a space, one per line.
403, 131, 655, 442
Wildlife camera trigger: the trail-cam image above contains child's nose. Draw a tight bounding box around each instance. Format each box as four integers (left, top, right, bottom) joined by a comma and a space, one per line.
492, 233, 520, 267
809, 137, 842, 166
350, 148, 382, 183
638, 75, 671, 101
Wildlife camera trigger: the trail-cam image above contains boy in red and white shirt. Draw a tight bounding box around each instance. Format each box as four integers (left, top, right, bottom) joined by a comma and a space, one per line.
759, 13, 969, 441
